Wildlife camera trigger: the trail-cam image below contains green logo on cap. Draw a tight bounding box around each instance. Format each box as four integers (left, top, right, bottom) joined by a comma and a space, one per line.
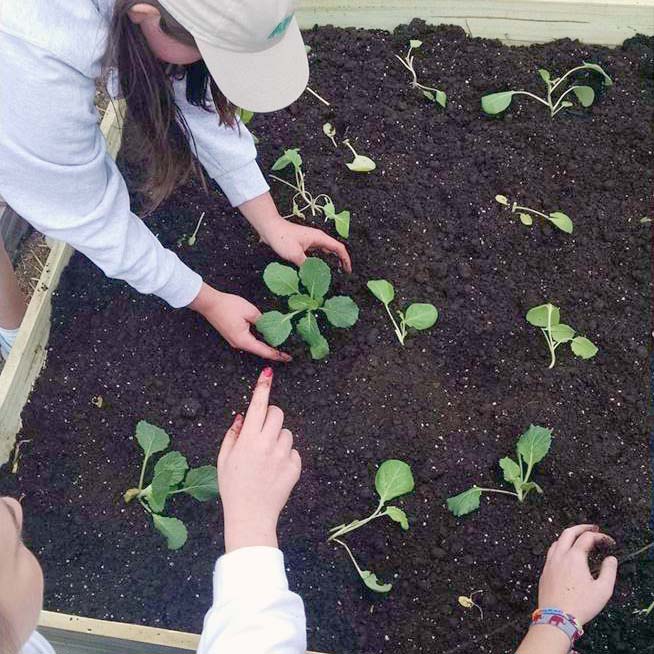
268, 13, 293, 39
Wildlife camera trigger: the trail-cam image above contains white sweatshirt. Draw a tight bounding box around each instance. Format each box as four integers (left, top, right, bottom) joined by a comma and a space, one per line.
0, 0, 269, 308
22, 547, 306, 654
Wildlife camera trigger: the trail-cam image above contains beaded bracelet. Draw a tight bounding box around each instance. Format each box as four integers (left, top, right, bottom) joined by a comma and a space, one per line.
531, 607, 584, 648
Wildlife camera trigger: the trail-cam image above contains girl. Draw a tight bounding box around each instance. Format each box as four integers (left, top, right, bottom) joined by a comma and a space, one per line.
0, 370, 618, 654
0, 0, 351, 362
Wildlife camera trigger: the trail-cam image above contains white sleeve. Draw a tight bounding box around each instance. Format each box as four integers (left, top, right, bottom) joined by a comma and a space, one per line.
198, 547, 307, 654
0, 33, 202, 309
173, 77, 270, 208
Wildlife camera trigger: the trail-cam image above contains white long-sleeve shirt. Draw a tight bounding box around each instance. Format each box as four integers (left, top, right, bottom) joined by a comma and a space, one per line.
0, 0, 269, 308
23, 547, 306, 654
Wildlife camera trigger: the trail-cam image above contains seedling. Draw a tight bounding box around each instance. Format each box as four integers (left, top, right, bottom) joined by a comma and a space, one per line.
177, 212, 205, 247
256, 258, 359, 360
270, 148, 351, 238
123, 421, 218, 550
323, 123, 338, 148
447, 424, 552, 517
395, 40, 447, 107
482, 62, 612, 117
306, 86, 331, 106
635, 601, 654, 617
367, 279, 438, 345
458, 590, 484, 619
342, 139, 376, 172
495, 195, 572, 234
526, 303, 598, 369
329, 459, 415, 593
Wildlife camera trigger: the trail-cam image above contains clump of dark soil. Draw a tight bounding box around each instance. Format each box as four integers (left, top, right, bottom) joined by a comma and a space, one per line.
2, 22, 652, 654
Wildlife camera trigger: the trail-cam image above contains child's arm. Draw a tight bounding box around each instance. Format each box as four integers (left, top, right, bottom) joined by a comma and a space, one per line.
517, 524, 618, 654
197, 368, 305, 654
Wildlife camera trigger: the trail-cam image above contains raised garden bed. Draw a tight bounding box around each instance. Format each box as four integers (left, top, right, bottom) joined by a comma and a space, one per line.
1, 19, 653, 654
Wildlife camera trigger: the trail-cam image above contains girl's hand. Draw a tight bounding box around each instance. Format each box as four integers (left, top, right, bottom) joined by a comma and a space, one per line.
260, 219, 352, 273
218, 368, 301, 552
538, 524, 617, 624
189, 283, 291, 362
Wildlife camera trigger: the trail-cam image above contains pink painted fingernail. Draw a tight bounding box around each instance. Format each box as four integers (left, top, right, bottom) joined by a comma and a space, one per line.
262, 367, 273, 378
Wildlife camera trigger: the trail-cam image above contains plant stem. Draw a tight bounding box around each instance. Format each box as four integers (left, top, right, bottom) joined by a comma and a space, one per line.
550, 64, 593, 95
190, 211, 205, 241
550, 85, 584, 115
306, 86, 330, 106
137, 456, 149, 494
513, 204, 550, 222
476, 487, 520, 497
510, 91, 551, 108
332, 538, 365, 576
269, 174, 301, 194
328, 500, 385, 541
382, 303, 405, 344
342, 139, 357, 158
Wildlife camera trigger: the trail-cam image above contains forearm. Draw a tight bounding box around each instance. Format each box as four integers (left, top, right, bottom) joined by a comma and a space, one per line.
516, 624, 572, 654
238, 191, 284, 242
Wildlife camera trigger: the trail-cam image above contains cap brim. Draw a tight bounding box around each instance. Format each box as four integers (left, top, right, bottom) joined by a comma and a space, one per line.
195, 17, 309, 114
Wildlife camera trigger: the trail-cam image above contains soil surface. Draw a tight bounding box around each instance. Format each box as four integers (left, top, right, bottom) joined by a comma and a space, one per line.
2, 22, 653, 654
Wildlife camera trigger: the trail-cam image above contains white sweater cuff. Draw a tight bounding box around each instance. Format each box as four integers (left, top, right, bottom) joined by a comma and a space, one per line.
216, 160, 270, 208
213, 547, 288, 602
156, 257, 203, 308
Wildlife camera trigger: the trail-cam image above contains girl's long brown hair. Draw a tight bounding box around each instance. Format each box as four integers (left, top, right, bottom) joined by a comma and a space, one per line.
105, 0, 237, 213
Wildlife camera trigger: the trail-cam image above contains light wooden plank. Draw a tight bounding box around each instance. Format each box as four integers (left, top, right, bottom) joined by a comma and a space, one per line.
296, 0, 654, 46
0, 100, 125, 465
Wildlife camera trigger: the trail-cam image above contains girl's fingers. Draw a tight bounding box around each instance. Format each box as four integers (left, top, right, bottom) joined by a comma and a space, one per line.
263, 405, 284, 438
311, 231, 352, 272
242, 368, 275, 433
277, 428, 293, 454
237, 332, 292, 362
557, 524, 599, 552
218, 414, 243, 462
596, 555, 618, 596
573, 531, 615, 554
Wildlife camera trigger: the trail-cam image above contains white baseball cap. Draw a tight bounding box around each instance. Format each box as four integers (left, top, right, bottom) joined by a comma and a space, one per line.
158, 0, 309, 113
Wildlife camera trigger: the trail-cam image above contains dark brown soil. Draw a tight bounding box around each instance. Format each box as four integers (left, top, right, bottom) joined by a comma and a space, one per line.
2, 22, 653, 654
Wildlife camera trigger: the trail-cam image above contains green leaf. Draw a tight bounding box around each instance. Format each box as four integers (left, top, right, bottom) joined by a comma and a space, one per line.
297, 313, 330, 360
360, 569, 392, 593
409, 39, 422, 49
333, 210, 350, 239
447, 487, 482, 516
237, 108, 254, 124
499, 457, 522, 486
154, 451, 188, 486
375, 459, 415, 503
323, 122, 336, 138
571, 336, 598, 359
547, 211, 573, 234
519, 213, 533, 226
582, 61, 613, 86
288, 294, 321, 311
435, 89, 447, 108
299, 257, 331, 299
181, 466, 219, 501
152, 515, 188, 550
263, 262, 300, 296
256, 311, 294, 346
385, 506, 409, 530
367, 279, 395, 305
538, 68, 551, 83
521, 481, 543, 499
550, 323, 575, 343
321, 296, 359, 328
495, 194, 509, 206
560, 101, 574, 108
481, 91, 514, 114
526, 303, 560, 328
404, 303, 438, 330
148, 470, 174, 514
346, 155, 376, 173
517, 424, 552, 467
573, 85, 595, 107
271, 148, 302, 171
422, 90, 434, 102
136, 421, 170, 458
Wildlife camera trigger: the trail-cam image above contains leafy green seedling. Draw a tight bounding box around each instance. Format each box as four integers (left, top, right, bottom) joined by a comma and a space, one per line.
323, 123, 338, 148
123, 421, 218, 550
256, 258, 359, 359
395, 40, 447, 107
367, 279, 438, 345
447, 424, 552, 517
482, 62, 612, 117
270, 148, 351, 238
329, 460, 415, 592
495, 195, 572, 234
458, 590, 484, 619
342, 139, 376, 172
526, 303, 598, 369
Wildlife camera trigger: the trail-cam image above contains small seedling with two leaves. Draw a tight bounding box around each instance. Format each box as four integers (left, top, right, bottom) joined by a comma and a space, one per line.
458, 590, 484, 619
270, 148, 351, 238
482, 62, 612, 117
395, 40, 447, 108
495, 195, 572, 234
329, 460, 415, 593
447, 424, 552, 516
526, 303, 598, 369
177, 212, 206, 247
256, 258, 359, 360
123, 421, 218, 550
322, 124, 377, 172
367, 279, 438, 345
